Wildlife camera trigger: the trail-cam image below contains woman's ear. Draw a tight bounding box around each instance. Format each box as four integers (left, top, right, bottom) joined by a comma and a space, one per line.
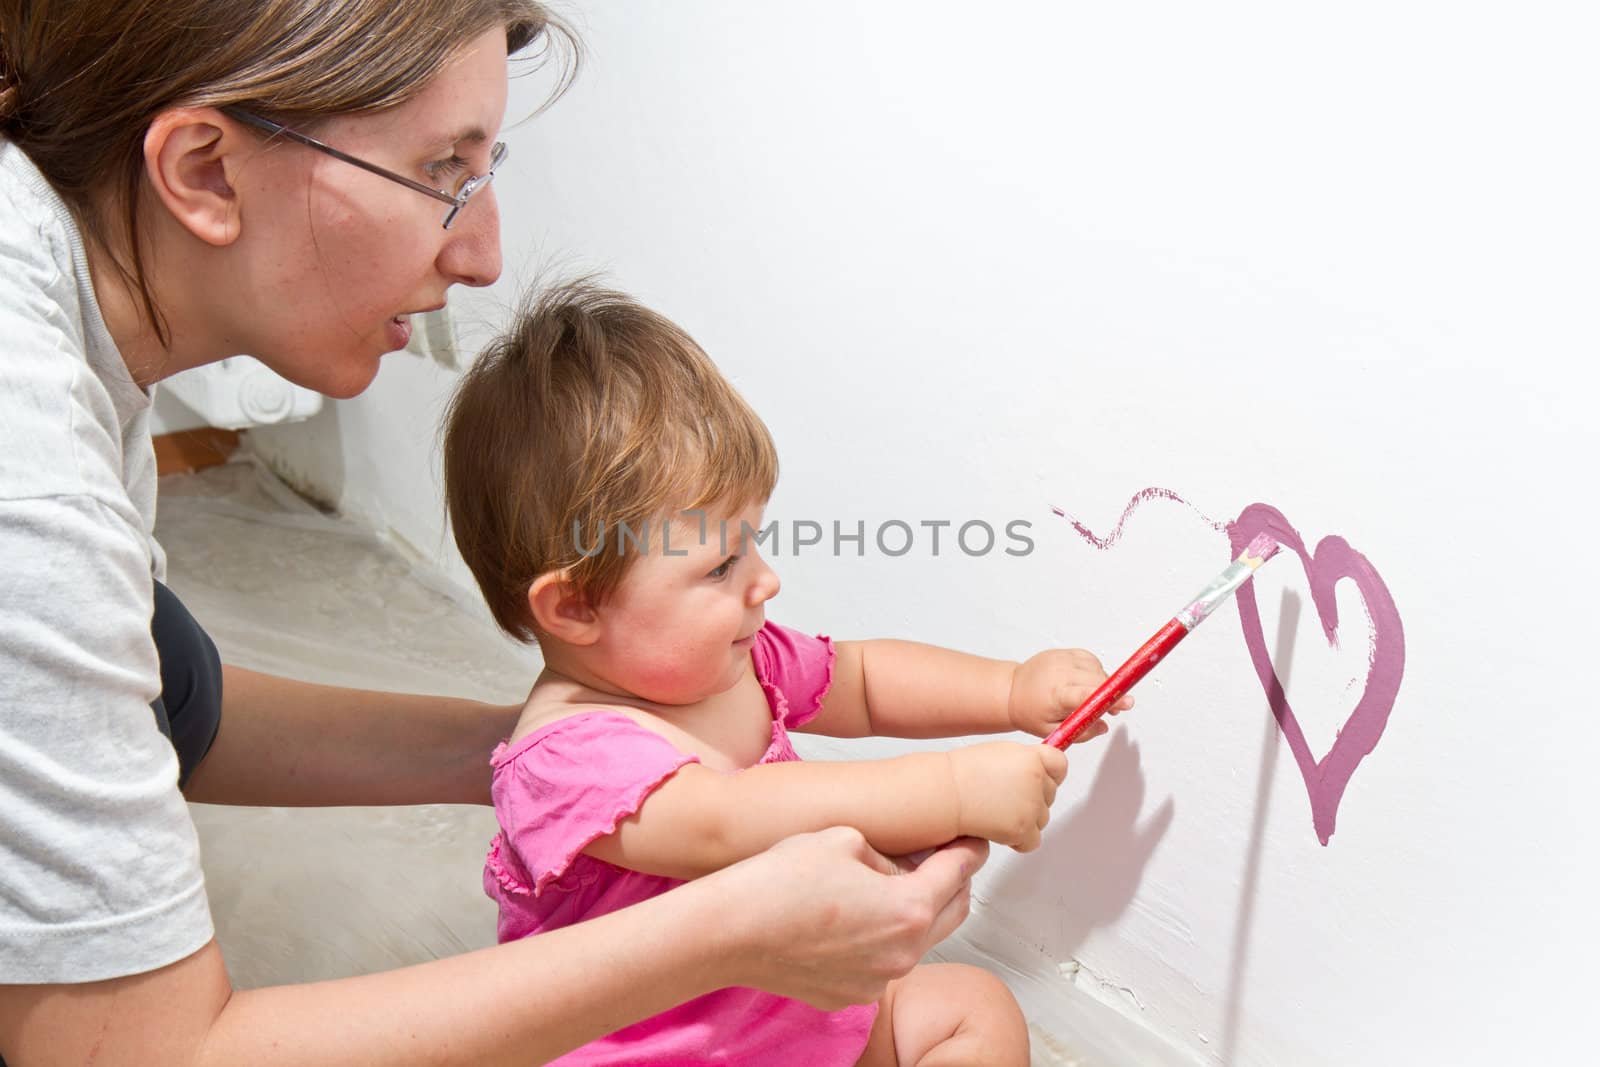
142, 107, 246, 247
528, 572, 602, 646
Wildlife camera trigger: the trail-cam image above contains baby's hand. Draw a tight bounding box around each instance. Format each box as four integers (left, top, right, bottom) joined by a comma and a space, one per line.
1008, 648, 1133, 743
946, 742, 1067, 852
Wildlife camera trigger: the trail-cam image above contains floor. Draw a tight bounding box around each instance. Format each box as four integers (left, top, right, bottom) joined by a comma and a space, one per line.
159, 460, 535, 989
158, 458, 1097, 1064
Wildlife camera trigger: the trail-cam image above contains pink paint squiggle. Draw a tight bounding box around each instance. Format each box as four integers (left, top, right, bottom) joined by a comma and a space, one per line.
1052, 491, 1406, 845
1049, 487, 1225, 550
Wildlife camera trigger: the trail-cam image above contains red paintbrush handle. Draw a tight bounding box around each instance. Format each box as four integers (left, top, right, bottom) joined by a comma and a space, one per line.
1042, 617, 1190, 749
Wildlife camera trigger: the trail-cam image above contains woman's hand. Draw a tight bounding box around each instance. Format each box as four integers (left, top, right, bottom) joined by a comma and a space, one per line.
714, 828, 989, 1010
1007, 648, 1132, 742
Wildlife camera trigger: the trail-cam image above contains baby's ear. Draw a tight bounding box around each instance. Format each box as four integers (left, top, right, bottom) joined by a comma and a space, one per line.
528, 571, 600, 645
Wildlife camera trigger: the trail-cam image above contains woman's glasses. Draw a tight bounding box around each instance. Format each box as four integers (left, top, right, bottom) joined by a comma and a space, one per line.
225, 108, 506, 230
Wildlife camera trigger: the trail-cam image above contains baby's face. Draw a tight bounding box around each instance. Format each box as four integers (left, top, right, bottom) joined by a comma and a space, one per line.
589, 500, 780, 705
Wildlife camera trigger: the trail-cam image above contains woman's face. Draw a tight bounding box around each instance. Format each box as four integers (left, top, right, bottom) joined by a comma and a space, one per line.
229, 26, 510, 398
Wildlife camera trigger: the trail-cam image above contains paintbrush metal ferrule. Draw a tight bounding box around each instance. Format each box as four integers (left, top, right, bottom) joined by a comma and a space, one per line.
1175, 533, 1282, 629
1175, 560, 1255, 629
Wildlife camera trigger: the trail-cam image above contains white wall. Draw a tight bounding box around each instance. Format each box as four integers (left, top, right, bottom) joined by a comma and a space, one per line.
251, 2, 1598, 1062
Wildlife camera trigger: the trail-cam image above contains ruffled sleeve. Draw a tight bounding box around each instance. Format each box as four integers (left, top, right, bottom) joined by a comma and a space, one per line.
490, 712, 699, 896
749, 621, 836, 729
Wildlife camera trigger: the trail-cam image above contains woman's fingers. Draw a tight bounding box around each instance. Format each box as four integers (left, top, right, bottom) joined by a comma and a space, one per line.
906, 837, 988, 948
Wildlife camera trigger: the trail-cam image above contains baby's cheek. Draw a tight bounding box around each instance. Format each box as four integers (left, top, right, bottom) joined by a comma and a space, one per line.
629, 649, 722, 704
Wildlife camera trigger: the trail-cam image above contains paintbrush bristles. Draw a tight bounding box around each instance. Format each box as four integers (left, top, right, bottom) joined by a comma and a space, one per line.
1241, 532, 1281, 567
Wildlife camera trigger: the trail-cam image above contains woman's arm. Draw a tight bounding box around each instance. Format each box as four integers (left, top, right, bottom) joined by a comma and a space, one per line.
808, 640, 1129, 741
0, 830, 987, 1067
182, 666, 523, 807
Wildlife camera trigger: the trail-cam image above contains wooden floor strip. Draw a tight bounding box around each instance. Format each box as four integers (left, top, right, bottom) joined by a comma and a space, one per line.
153, 427, 242, 476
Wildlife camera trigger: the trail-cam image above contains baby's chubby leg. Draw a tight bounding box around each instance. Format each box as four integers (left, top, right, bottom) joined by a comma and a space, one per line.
854, 962, 1029, 1067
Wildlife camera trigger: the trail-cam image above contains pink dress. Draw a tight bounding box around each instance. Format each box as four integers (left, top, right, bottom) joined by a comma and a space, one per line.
485, 621, 877, 1066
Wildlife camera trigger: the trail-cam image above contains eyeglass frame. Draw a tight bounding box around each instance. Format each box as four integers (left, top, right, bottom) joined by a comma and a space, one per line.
223, 107, 506, 230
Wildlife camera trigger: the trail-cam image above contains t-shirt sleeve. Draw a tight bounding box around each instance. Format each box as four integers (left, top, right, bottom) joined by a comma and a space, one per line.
0, 496, 213, 983
492, 712, 701, 896
1, 191, 212, 982
749, 621, 836, 729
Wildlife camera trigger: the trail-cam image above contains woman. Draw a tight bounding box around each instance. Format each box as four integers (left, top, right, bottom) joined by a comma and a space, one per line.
0, 3, 989, 1064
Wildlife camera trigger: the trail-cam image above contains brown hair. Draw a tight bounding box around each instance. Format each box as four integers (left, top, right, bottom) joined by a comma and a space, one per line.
0, 0, 576, 343
443, 281, 781, 643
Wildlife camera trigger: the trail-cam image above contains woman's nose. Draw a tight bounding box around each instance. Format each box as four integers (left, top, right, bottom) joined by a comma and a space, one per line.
437, 187, 502, 288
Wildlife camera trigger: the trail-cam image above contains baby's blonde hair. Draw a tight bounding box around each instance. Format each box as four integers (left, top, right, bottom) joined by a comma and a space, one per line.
443, 281, 779, 642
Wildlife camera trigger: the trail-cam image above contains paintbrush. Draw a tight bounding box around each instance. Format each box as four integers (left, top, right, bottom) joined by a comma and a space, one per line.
1042, 529, 1282, 749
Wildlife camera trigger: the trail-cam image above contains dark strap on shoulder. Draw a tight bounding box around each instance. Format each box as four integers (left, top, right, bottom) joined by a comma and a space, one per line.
149, 580, 223, 789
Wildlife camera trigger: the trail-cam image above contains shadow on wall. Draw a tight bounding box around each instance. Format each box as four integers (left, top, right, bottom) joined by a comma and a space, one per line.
1219, 588, 1298, 1063
985, 728, 1175, 957
246, 399, 349, 514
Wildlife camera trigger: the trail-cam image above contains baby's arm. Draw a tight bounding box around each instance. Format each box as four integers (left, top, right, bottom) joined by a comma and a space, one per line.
804, 640, 1133, 741
584, 743, 1063, 881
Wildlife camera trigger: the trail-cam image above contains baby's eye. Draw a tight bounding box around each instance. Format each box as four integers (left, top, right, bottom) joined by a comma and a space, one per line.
708, 555, 741, 580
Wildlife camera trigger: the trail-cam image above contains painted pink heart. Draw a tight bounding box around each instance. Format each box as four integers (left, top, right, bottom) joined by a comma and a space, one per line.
1227, 503, 1405, 845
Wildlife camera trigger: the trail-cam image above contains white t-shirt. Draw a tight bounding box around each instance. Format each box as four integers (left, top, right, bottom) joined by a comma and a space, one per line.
0, 141, 213, 983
